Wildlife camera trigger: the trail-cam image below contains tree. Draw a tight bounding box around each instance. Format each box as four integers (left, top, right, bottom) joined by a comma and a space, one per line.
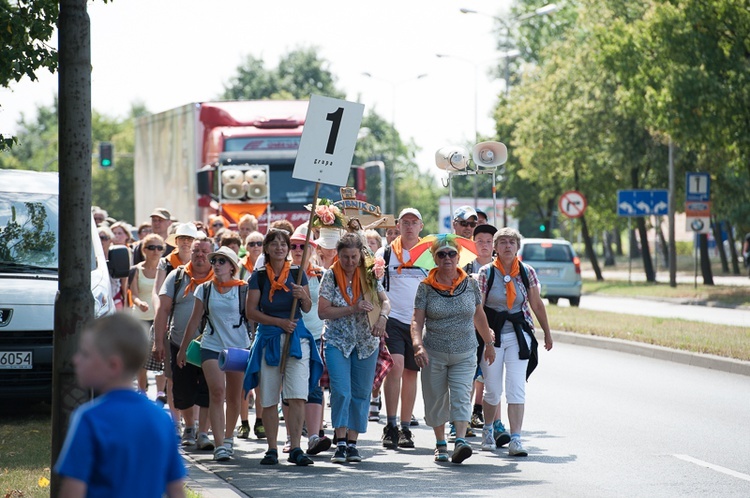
0, 0, 59, 150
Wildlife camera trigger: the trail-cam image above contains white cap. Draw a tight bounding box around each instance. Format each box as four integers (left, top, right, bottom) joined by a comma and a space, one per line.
398, 208, 422, 220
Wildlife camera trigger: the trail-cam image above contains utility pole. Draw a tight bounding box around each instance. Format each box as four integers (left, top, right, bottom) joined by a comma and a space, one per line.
51, 0, 93, 494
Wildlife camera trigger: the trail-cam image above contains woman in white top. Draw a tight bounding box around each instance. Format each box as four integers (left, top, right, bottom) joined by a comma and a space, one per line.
176, 246, 250, 462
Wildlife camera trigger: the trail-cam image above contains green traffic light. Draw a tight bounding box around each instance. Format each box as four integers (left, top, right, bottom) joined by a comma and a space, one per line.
540, 224, 546, 232
101, 159, 111, 166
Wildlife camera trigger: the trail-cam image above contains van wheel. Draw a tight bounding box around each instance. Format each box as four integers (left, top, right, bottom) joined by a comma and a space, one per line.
547, 297, 559, 305
569, 297, 580, 307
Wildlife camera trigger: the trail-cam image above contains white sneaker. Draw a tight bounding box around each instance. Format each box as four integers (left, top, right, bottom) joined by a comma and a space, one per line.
181, 427, 196, 446
508, 439, 528, 457
481, 427, 496, 451
196, 433, 214, 451
224, 437, 234, 456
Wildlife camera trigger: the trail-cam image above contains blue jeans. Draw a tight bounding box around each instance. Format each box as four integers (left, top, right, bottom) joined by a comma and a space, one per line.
324, 344, 378, 434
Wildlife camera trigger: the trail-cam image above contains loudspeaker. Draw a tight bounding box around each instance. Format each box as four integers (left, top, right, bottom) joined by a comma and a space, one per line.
244, 169, 267, 184
222, 183, 245, 199
472, 141, 507, 169
246, 183, 268, 199
435, 146, 469, 171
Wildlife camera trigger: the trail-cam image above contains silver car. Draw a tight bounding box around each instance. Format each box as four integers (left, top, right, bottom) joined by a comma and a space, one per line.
519, 238, 582, 306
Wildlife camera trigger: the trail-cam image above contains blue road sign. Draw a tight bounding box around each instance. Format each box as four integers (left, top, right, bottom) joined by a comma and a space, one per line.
686, 172, 710, 202
617, 189, 669, 217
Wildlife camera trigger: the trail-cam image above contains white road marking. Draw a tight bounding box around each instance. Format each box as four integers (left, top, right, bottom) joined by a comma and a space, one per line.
673, 454, 750, 482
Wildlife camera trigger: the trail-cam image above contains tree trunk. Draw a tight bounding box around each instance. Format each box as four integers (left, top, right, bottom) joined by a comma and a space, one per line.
629, 228, 641, 259
603, 230, 616, 266
724, 221, 740, 275
613, 228, 623, 256
581, 215, 603, 280
711, 215, 729, 273
657, 224, 669, 269
637, 217, 655, 282
52, 1, 92, 495
699, 234, 714, 285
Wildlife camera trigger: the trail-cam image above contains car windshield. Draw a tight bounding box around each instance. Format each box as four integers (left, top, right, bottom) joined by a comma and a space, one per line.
0, 192, 59, 270
521, 243, 572, 262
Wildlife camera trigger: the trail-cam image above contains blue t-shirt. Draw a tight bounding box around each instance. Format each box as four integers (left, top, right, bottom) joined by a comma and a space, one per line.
54, 389, 185, 497
248, 266, 309, 319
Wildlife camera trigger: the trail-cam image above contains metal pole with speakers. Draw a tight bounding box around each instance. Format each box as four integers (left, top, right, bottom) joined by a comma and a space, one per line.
472, 141, 507, 226
435, 146, 470, 222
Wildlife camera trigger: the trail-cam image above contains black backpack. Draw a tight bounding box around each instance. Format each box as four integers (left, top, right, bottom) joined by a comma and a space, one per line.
200, 280, 249, 335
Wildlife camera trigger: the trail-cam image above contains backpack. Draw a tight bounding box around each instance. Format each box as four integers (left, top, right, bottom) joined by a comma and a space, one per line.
484, 262, 530, 301
200, 280, 249, 336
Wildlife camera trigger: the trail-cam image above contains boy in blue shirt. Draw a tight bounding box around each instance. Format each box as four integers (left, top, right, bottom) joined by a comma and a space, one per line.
54, 314, 186, 498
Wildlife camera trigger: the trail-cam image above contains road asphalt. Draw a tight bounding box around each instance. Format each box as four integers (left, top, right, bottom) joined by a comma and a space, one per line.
179, 270, 750, 497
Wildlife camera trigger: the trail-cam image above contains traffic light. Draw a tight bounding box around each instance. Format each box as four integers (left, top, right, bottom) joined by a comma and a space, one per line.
99, 142, 113, 168
539, 223, 547, 233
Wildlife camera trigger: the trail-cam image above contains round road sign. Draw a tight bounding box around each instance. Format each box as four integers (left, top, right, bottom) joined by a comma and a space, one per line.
559, 190, 587, 218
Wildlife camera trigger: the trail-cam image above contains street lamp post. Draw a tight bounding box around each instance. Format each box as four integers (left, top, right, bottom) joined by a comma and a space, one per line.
460, 2, 560, 226
362, 72, 427, 216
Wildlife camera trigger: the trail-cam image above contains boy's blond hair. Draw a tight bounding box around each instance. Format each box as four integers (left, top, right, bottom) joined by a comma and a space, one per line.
84, 314, 150, 376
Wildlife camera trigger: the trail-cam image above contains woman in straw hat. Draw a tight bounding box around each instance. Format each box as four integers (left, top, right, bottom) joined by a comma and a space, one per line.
176, 246, 250, 462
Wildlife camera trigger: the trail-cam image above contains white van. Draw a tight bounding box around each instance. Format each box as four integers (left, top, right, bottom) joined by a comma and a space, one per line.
0, 169, 127, 400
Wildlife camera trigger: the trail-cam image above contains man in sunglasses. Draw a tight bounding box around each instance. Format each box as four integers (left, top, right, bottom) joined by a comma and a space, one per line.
452, 206, 479, 239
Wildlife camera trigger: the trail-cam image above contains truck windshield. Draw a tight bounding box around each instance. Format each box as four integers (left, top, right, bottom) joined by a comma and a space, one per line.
0, 193, 59, 270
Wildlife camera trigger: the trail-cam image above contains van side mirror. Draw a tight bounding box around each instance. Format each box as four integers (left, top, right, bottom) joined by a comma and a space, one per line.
107, 245, 131, 279
197, 168, 213, 196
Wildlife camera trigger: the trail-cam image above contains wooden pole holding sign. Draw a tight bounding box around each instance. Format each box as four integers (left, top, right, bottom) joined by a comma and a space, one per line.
279, 94, 365, 374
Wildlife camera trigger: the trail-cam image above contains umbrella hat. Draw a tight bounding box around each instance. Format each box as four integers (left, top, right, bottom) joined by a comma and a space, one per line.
408, 234, 478, 270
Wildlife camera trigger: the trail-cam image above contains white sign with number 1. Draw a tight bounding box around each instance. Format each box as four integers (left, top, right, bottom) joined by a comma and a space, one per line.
293, 94, 365, 186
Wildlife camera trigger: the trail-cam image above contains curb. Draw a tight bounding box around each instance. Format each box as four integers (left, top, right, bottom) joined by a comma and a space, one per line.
552, 330, 750, 377
182, 452, 248, 498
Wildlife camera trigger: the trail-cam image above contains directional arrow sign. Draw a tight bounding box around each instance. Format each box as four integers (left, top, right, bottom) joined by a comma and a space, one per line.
617, 189, 669, 217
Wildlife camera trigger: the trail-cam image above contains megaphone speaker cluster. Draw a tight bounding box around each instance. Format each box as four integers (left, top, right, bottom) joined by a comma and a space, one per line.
243, 168, 269, 199
435, 146, 469, 171
472, 141, 507, 169
222, 169, 245, 199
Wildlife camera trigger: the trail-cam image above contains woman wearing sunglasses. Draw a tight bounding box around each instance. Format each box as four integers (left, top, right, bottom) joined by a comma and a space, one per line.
176, 246, 250, 462
410, 236, 495, 464
131, 233, 166, 395
244, 229, 323, 466
239, 231, 264, 281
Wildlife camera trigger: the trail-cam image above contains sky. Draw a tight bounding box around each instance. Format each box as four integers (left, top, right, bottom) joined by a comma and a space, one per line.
0, 0, 514, 175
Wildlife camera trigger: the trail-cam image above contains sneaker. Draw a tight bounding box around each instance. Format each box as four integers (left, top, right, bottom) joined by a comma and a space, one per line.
448, 424, 457, 443
465, 427, 476, 438
398, 428, 415, 448
410, 415, 419, 427
381, 423, 399, 449
181, 427, 196, 447
368, 410, 380, 422
331, 445, 347, 464
451, 439, 473, 464
282, 435, 292, 453
307, 435, 332, 455
471, 412, 484, 429
213, 445, 231, 462
493, 421, 511, 448
508, 439, 528, 457
434, 443, 449, 462
254, 423, 266, 439
346, 446, 362, 463
224, 437, 234, 456
196, 433, 214, 451
481, 427, 496, 451
237, 423, 250, 439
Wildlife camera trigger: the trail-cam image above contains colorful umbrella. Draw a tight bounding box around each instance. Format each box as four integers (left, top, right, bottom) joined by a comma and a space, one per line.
408, 234, 478, 270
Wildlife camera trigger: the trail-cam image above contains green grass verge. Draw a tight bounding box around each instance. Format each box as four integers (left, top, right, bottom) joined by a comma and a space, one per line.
0, 408, 202, 498
544, 305, 750, 361
582, 279, 750, 308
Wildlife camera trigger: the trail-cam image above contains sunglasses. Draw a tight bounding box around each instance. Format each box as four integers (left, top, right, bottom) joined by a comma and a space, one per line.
457, 220, 477, 228
99, 235, 110, 241
246, 241, 263, 247
436, 250, 458, 259
212, 223, 224, 228
146, 245, 164, 251
290, 244, 307, 250
210, 257, 228, 266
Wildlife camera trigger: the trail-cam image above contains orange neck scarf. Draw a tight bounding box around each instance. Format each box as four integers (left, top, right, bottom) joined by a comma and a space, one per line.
422, 268, 468, 295
391, 236, 417, 274
266, 261, 291, 302
493, 257, 520, 309
240, 255, 254, 273
182, 262, 214, 297
167, 249, 183, 270
212, 276, 247, 290
306, 262, 322, 279
331, 260, 361, 306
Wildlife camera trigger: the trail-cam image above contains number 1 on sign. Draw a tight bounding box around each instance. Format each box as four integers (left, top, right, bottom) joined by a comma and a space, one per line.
325, 107, 343, 155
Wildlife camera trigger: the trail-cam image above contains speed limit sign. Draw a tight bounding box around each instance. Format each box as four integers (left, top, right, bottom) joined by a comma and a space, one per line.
559, 190, 587, 218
